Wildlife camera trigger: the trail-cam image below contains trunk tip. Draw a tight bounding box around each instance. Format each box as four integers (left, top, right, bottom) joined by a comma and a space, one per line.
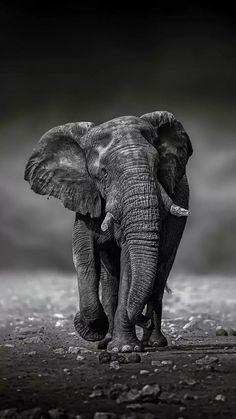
127, 305, 141, 325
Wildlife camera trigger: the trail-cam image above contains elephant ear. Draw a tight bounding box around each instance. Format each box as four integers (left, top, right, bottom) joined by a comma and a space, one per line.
24, 122, 102, 217
140, 111, 193, 195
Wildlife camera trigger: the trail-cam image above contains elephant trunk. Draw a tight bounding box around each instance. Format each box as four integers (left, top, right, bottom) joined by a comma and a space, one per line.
121, 172, 160, 324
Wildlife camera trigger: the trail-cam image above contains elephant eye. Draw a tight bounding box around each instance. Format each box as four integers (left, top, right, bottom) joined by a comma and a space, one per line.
94, 168, 107, 182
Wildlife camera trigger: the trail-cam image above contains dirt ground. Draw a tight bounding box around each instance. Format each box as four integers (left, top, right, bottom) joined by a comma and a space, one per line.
0, 272, 235, 419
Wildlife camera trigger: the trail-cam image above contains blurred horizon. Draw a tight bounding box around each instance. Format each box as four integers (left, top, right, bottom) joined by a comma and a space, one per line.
1, 4, 236, 276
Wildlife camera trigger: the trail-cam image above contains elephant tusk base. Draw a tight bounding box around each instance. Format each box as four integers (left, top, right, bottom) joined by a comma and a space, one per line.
101, 212, 115, 232
170, 204, 190, 217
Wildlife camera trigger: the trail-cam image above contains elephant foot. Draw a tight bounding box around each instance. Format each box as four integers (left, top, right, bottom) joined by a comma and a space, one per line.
97, 333, 112, 349
74, 309, 109, 342
146, 330, 168, 348
107, 334, 144, 353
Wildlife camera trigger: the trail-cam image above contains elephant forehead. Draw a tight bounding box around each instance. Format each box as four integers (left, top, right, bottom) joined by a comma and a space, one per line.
86, 116, 157, 167
89, 116, 154, 145
104, 115, 142, 126
91, 115, 151, 135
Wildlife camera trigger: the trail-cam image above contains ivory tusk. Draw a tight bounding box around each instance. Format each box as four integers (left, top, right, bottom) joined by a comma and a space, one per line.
170, 204, 190, 217
101, 212, 115, 232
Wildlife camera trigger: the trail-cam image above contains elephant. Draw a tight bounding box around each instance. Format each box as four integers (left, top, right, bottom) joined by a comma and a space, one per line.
24, 111, 192, 352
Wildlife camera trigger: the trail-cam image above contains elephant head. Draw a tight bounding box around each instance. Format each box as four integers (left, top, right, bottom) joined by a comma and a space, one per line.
24, 112, 192, 331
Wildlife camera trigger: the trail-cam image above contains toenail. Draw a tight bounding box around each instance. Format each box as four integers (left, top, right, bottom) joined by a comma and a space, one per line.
121, 345, 132, 352
110, 347, 119, 353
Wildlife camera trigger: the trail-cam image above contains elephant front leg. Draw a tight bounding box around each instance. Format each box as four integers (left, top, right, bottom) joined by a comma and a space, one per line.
73, 215, 109, 342
107, 244, 143, 353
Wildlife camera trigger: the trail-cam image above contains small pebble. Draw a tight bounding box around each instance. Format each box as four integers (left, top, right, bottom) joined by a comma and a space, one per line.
126, 403, 143, 410
109, 361, 120, 370
55, 321, 65, 327
23, 336, 41, 344
141, 384, 161, 401
48, 408, 66, 418
20, 407, 47, 418
116, 388, 139, 404
215, 394, 226, 402
183, 319, 200, 331
183, 393, 194, 400
79, 347, 92, 354
180, 378, 197, 386
99, 352, 111, 363
53, 348, 65, 355
109, 384, 129, 400
161, 360, 173, 366
76, 355, 85, 362
151, 360, 162, 366
179, 406, 186, 412
90, 389, 105, 398
52, 313, 65, 319
216, 326, 227, 336
195, 356, 219, 366
68, 346, 80, 355
114, 353, 141, 364
0, 409, 19, 418
227, 328, 236, 336
139, 370, 150, 375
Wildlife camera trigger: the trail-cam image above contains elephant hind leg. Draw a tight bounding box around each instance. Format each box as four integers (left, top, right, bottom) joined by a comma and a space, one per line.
141, 299, 168, 348
142, 249, 180, 348
141, 301, 154, 346
147, 298, 168, 347
145, 176, 189, 347
97, 261, 119, 349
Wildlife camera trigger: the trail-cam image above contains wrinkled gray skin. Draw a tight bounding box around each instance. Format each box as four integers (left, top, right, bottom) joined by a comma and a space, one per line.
24, 111, 192, 352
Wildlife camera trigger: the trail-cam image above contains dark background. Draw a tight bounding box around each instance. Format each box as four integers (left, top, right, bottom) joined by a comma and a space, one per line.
0, 3, 235, 275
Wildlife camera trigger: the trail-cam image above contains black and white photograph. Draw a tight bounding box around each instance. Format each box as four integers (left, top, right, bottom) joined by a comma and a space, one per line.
0, 3, 235, 418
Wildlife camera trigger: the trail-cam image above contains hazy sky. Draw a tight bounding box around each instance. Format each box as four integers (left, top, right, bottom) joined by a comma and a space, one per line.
0, 5, 235, 275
